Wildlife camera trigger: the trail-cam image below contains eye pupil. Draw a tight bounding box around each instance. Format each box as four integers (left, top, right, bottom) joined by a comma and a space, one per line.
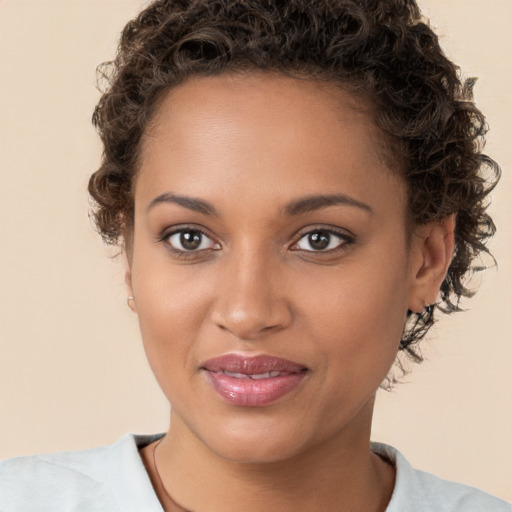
309, 231, 330, 250
180, 230, 202, 250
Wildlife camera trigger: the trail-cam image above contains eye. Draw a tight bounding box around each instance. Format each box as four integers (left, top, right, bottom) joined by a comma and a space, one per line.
293, 229, 350, 252
166, 229, 219, 252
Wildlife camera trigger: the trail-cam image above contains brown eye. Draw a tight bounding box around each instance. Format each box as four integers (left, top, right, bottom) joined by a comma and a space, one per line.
167, 229, 218, 251
180, 231, 202, 250
294, 230, 348, 252
308, 232, 330, 250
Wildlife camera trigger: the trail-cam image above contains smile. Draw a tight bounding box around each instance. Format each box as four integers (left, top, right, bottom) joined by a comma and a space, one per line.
201, 354, 308, 407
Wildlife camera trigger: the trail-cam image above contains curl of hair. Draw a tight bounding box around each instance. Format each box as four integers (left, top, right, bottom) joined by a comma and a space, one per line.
88, 0, 500, 364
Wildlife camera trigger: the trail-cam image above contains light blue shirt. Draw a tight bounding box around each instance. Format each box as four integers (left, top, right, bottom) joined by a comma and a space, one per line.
1, 433, 509, 511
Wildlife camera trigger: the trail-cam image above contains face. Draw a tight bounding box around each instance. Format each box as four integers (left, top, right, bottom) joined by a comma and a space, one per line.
127, 73, 426, 463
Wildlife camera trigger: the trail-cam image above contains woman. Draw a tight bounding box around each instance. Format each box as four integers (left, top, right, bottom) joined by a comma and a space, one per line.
0, 0, 509, 510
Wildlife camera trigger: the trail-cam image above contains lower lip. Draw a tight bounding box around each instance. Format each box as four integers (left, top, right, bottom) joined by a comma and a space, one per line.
205, 371, 307, 407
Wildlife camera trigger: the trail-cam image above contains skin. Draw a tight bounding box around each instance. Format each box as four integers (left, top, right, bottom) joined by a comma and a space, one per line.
127, 73, 454, 511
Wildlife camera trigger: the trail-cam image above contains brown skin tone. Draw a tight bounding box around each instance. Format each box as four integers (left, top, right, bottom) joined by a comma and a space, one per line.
127, 73, 454, 511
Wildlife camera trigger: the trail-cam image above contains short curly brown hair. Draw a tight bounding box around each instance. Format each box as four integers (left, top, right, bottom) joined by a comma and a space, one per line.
89, 0, 500, 363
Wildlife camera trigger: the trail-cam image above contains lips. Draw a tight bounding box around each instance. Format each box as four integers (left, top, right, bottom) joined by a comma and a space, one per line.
201, 354, 308, 407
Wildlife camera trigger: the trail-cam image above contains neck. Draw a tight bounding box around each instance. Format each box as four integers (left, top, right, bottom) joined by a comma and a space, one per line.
141, 398, 394, 512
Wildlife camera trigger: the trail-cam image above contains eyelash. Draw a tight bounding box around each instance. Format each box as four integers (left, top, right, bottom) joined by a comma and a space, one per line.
157, 225, 355, 259
157, 225, 219, 260
291, 227, 355, 255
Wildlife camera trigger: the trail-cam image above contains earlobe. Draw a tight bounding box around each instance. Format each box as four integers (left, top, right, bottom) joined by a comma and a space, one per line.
408, 215, 455, 313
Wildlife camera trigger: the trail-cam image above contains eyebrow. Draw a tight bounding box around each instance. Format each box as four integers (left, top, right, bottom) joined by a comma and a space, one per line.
284, 194, 373, 216
147, 193, 219, 216
146, 192, 373, 217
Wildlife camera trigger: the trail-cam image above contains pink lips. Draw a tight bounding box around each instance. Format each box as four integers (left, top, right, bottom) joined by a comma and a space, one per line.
201, 354, 308, 407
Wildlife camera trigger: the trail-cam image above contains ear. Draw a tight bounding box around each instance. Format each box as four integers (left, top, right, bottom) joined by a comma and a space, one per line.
408, 215, 455, 313
124, 254, 137, 314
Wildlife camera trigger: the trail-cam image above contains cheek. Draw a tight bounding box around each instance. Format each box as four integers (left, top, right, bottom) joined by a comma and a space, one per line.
130, 250, 215, 378
298, 253, 409, 374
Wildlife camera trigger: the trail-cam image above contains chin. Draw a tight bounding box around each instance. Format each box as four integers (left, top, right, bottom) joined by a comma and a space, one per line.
187, 410, 322, 465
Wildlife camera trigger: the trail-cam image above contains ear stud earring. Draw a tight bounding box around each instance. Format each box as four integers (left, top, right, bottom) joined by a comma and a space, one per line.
127, 296, 135, 308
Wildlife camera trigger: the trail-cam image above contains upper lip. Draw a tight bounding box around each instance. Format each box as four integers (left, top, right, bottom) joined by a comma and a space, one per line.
201, 354, 308, 374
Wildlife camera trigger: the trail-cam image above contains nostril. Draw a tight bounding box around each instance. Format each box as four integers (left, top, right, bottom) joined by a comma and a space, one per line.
214, 315, 282, 340
210, 289, 293, 340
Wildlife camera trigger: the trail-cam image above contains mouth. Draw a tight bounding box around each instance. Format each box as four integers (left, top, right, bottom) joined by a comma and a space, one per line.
200, 354, 308, 407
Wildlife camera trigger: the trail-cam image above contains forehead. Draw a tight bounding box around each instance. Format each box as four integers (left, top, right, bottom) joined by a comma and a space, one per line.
136, 72, 405, 216
143, 72, 384, 162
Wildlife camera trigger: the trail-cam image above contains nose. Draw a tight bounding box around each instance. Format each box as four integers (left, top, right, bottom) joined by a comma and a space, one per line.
210, 249, 293, 340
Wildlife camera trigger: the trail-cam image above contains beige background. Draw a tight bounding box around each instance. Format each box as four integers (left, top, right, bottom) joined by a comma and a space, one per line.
1, 0, 511, 502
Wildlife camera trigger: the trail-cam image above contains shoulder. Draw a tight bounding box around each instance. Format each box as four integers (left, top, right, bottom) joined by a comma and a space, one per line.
372, 443, 511, 512
0, 442, 115, 512
0, 433, 165, 512
0, 449, 109, 512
